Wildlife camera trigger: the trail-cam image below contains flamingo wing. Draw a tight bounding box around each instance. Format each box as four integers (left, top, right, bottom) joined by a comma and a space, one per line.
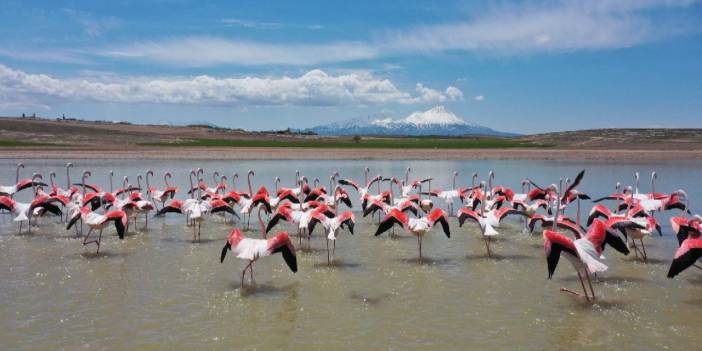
667, 238, 702, 278
375, 209, 406, 236
457, 208, 481, 227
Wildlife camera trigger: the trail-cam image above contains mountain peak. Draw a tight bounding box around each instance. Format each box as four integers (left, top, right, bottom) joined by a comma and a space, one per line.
403, 106, 467, 126
299, 106, 516, 137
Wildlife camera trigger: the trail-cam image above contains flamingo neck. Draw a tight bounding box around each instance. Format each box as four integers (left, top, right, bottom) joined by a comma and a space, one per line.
247, 173, 253, 195
257, 207, 266, 238
189, 173, 195, 199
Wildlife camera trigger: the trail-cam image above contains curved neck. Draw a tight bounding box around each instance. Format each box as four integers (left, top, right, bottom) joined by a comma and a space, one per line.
553, 184, 562, 230
232, 174, 238, 191
165, 173, 171, 187
389, 181, 394, 203
50, 172, 56, 187
145, 174, 151, 193
110, 173, 114, 193
189, 172, 195, 199
257, 206, 267, 238
66, 166, 71, 189
15, 166, 21, 183
247, 172, 254, 194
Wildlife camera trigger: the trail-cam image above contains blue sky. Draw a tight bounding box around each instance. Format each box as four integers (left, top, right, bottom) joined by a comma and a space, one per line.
0, 0, 700, 133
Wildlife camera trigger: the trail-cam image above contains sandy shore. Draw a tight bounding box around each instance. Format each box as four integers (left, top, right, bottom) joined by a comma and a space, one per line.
0, 146, 700, 161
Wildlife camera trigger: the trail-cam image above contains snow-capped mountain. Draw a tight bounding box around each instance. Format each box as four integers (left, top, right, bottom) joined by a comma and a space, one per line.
301, 106, 515, 137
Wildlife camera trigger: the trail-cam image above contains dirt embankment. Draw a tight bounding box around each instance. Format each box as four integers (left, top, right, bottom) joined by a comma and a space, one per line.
1, 117, 701, 160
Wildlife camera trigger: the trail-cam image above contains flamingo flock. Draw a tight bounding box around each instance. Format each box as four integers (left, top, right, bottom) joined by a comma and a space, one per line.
1, 162, 700, 297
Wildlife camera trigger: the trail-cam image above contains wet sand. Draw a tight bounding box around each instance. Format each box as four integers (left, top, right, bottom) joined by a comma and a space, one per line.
0, 146, 700, 161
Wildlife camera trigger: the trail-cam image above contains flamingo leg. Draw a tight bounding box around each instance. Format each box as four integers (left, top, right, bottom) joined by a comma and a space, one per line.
576, 270, 590, 301
584, 271, 596, 300
96, 229, 103, 254
18, 221, 23, 235
333, 239, 336, 259
639, 239, 648, 262
82, 228, 96, 250
631, 239, 640, 259
418, 236, 423, 264
326, 238, 331, 265
241, 261, 252, 288
484, 236, 492, 257
198, 222, 201, 242
249, 263, 255, 285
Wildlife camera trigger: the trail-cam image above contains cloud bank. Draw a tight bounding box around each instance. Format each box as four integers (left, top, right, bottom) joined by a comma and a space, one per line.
0, 64, 462, 106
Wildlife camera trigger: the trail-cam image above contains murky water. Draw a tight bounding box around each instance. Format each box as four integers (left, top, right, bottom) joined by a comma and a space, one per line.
1, 159, 701, 350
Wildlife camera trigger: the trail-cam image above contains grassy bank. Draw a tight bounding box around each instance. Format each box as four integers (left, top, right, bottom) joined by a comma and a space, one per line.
141, 137, 550, 149
0, 139, 63, 147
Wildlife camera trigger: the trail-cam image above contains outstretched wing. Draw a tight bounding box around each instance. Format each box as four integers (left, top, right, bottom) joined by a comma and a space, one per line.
375, 210, 406, 236
457, 208, 481, 227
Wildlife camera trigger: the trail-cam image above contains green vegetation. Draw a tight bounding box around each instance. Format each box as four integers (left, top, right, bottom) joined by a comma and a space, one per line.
141, 137, 551, 149
0, 139, 62, 147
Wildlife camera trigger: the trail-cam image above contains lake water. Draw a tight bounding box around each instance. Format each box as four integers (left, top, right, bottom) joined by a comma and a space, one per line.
1, 158, 701, 350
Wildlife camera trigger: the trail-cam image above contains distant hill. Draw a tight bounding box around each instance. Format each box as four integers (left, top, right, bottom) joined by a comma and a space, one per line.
300, 106, 516, 137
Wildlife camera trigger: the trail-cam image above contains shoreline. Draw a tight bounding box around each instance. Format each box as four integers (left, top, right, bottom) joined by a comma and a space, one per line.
0, 146, 700, 161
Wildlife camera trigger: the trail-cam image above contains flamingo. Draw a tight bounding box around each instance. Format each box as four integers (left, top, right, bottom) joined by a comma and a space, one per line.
364, 178, 419, 219
66, 206, 128, 253
457, 182, 528, 256
0, 192, 68, 234
0, 163, 47, 197
308, 208, 355, 265
146, 170, 178, 209
266, 199, 332, 247
220, 228, 297, 288
542, 180, 617, 301
671, 214, 702, 246
667, 236, 702, 278
375, 208, 450, 263
48, 163, 80, 202
424, 171, 465, 216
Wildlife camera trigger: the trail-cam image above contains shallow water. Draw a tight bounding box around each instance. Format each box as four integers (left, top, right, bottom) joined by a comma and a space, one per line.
1, 159, 701, 350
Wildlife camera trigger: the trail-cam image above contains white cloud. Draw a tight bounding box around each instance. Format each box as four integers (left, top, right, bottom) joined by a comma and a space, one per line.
411, 84, 463, 103
0, 64, 457, 107
89, 0, 695, 67
445, 86, 464, 101
474, 95, 484, 102
387, 0, 695, 54
100, 37, 379, 66
219, 18, 281, 28
64, 9, 121, 37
